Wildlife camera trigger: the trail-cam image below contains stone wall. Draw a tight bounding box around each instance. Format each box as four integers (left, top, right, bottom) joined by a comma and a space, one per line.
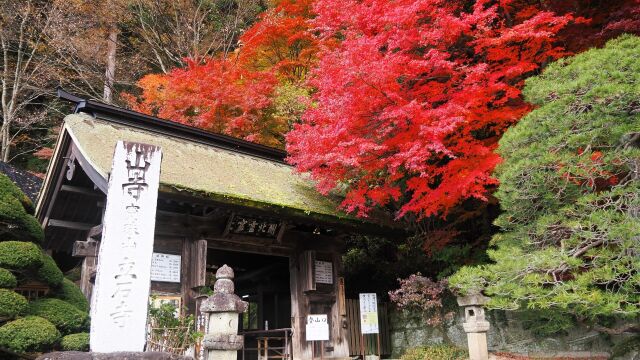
388, 307, 638, 360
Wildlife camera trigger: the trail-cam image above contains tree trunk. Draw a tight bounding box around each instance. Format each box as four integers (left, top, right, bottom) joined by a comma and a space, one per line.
103, 25, 118, 103
1, 120, 9, 162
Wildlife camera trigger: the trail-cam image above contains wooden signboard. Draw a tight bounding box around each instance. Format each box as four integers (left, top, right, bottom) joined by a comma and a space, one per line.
306, 314, 329, 341
90, 141, 162, 352
359, 293, 379, 334
150, 253, 181, 283
314, 260, 333, 284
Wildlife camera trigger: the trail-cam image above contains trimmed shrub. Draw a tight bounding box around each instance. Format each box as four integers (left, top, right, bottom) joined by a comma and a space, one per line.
0, 241, 43, 270
55, 278, 89, 312
64, 266, 81, 282
37, 254, 64, 287
400, 344, 468, 360
0, 316, 60, 353
26, 298, 89, 334
61, 332, 90, 351
0, 174, 44, 243
0, 289, 28, 319
0, 267, 16, 288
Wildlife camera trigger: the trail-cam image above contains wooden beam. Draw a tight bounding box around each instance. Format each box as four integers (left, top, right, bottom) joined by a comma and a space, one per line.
47, 219, 96, 231
60, 184, 104, 197
87, 224, 102, 239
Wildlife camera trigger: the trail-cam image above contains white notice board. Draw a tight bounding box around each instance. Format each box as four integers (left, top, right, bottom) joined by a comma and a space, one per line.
359, 293, 379, 334
315, 260, 333, 284
150, 253, 181, 283
306, 314, 329, 341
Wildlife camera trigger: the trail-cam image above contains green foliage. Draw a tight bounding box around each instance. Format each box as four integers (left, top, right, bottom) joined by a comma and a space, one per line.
0, 289, 28, 319
449, 35, 640, 330
54, 278, 89, 312
0, 241, 43, 270
64, 266, 81, 282
272, 82, 311, 127
514, 309, 576, 336
0, 267, 17, 288
400, 344, 468, 360
343, 235, 431, 296
61, 332, 89, 352
0, 316, 60, 353
147, 300, 202, 350
0, 174, 44, 243
26, 298, 89, 335
37, 254, 64, 287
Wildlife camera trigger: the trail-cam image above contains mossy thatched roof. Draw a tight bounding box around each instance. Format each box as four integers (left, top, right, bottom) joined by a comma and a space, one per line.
64, 113, 366, 224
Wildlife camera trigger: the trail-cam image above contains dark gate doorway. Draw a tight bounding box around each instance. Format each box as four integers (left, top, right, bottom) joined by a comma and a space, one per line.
206, 249, 292, 359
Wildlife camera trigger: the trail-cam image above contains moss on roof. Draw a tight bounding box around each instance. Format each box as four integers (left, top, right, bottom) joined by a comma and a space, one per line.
64, 113, 371, 224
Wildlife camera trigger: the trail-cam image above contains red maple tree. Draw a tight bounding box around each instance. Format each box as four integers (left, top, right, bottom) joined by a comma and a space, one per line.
286, 0, 581, 219
125, 0, 321, 147
238, 0, 322, 80
126, 0, 639, 220
124, 59, 284, 146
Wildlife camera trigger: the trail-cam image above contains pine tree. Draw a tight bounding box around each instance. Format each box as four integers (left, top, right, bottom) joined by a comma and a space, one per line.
450, 35, 640, 335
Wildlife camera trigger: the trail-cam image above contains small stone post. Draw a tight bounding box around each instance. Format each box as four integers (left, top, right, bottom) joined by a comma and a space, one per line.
457, 293, 490, 360
200, 265, 248, 360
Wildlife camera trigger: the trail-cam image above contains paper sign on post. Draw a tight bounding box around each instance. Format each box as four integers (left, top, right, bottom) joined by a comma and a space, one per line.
359, 293, 379, 334
306, 314, 329, 341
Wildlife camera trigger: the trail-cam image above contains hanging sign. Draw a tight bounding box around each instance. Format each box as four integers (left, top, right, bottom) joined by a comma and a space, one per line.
150, 253, 181, 283
90, 141, 162, 352
306, 314, 329, 341
359, 293, 379, 334
227, 214, 282, 238
314, 260, 333, 284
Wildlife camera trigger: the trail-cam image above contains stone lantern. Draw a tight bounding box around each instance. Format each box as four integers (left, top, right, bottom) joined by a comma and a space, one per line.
457, 293, 490, 360
200, 265, 248, 360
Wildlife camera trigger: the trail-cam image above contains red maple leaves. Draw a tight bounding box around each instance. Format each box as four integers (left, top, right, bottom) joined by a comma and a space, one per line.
286, 0, 578, 218
127, 0, 640, 220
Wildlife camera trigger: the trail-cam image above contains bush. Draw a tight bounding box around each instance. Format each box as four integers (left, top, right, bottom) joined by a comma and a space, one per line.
0, 289, 28, 319
0, 267, 16, 288
37, 254, 64, 287
26, 298, 89, 334
61, 332, 89, 351
0, 241, 43, 270
0, 316, 60, 353
400, 344, 468, 360
55, 278, 89, 312
0, 174, 44, 243
449, 35, 640, 330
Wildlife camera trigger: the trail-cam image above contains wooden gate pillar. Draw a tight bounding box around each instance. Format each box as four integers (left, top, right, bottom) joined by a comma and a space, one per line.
289, 249, 350, 359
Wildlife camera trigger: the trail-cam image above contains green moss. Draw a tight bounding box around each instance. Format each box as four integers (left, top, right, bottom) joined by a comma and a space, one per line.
400, 345, 468, 360
0, 267, 17, 288
0, 316, 60, 353
0, 173, 33, 212
0, 289, 28, 319
26, 298, 89, 334
37, 254, 64, 287
0, 174, 44, 243
61, 332, 89, 351
54, 278, 89, 312
0, 241, 43, 270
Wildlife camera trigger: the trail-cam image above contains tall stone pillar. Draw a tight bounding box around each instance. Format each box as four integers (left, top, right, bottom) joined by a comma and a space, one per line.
200, 265, 248, 360
457, 294, 490, 360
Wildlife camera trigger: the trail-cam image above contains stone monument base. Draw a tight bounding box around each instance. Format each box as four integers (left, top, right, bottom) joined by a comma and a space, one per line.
36, 352, 194, 360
